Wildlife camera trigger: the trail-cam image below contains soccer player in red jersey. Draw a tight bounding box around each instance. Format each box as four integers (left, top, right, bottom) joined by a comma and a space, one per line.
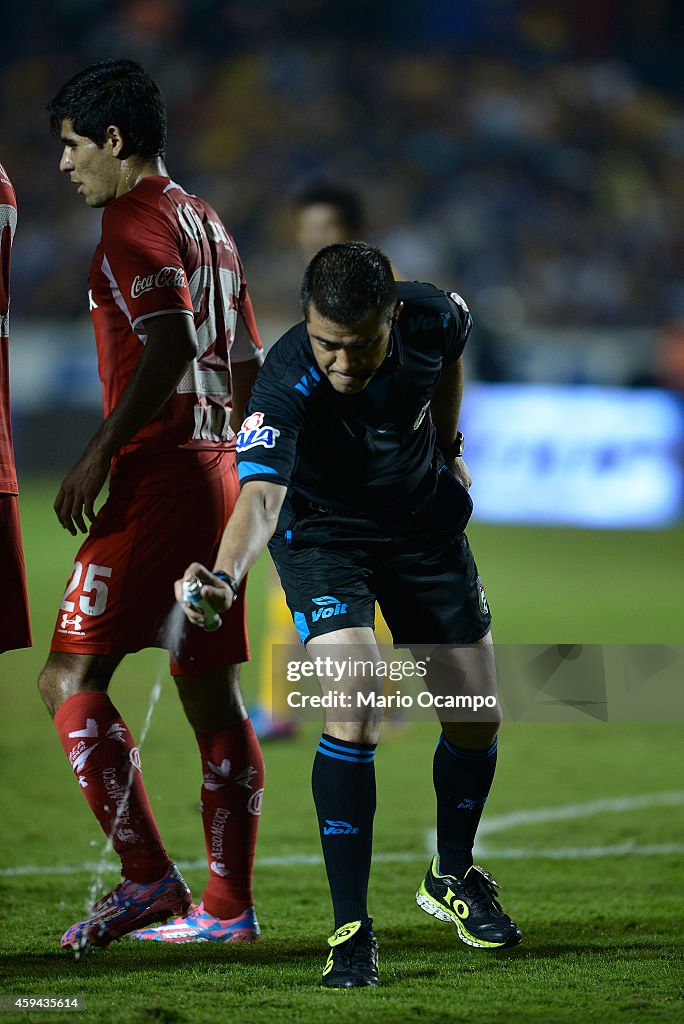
39, 60, 265, 952
0, 161, 32, 655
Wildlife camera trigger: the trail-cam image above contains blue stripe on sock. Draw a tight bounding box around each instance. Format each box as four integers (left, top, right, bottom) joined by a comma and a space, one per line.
317, 745, 376, 763
319, 736, 376, 760
317, 746, 375, 764
317, 740, 376, 764
439, 735, 498, 760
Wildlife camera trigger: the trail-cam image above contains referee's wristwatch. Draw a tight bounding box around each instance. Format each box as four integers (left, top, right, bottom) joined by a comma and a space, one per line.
213, 570, 239, 599
439, 431, 465, 460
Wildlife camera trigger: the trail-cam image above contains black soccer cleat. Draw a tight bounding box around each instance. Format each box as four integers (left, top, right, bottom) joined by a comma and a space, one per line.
321, 919, 380, 988
416, 856, 522, 949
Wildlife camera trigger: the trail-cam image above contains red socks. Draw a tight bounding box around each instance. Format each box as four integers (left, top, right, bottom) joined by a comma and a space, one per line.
54, 693, 264, 914
196, 719, 264, 920
54, 692, 171, 883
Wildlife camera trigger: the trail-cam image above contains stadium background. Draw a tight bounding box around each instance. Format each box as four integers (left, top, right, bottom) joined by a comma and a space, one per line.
1, 1, 683, 1021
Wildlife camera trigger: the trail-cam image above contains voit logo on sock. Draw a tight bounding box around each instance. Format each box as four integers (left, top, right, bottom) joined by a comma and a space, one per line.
323, 819, 360, 835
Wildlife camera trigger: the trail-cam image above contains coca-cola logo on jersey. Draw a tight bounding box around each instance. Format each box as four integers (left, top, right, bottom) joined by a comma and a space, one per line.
131, 266, 186, 299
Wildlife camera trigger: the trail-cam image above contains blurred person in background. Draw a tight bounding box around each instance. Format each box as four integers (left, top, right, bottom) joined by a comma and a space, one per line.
631, 319, 684, 395
0, 161, 32, 656
38, 59, 264, 953
654, 321, 684, 395
292, 181, 366, 263
293, 180, 404, 278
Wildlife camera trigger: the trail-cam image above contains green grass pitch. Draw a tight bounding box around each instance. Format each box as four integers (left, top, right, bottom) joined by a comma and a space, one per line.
0, 477, 683, 1023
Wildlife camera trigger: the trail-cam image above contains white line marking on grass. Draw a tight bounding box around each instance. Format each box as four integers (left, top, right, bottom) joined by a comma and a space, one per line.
477, 791, 684, 837
473, 843, 684, 859
2, 792, 682, 878
2, 842, 683, 879
0, 851, 421, 878
424, 790, 684, 859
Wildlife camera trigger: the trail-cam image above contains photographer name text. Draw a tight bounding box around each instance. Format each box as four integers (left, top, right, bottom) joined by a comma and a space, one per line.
286, 690, 498, 711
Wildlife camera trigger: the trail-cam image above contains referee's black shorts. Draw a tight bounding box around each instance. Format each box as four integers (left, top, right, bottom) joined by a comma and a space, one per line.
267, 463, 492, 645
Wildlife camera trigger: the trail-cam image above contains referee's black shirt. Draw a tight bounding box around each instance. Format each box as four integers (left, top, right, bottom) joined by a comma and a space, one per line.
236, 282, 472, 517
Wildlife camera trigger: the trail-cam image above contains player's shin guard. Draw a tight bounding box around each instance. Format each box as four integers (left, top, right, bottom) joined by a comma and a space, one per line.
311, 734, 377, 928
195, 719, 264, 920
433, 734, 498, 877
54, 692, 171, 883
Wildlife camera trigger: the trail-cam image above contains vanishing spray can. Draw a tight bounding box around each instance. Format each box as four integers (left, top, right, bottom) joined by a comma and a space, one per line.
182, 576, 222, 632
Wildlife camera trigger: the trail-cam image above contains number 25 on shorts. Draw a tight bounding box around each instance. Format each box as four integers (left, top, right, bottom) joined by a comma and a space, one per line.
60, 561, 113, 617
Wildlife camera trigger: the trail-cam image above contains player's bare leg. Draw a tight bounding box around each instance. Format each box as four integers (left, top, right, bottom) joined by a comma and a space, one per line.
174, 663, 246, 731
412, 631, 521, 949
419, 631, 501, 750
131, 664, 263, 944
37, 651, 190, 951
38, 650, 122, 717
308, 626, 385, 744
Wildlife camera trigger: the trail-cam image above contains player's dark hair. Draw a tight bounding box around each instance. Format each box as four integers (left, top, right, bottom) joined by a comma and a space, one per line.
300, 242, 396, 324
47, 59, 167, 159
294, 182, 364, 234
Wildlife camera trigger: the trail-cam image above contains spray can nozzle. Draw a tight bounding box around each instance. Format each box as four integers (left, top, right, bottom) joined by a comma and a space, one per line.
181, 576, 222, 632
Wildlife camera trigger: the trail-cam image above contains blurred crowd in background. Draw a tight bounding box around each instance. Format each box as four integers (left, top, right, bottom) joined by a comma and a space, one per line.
3, 0, 684, 390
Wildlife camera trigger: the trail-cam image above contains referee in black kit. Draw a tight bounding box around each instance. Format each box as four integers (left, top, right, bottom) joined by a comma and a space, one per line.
176, 242, 521, 987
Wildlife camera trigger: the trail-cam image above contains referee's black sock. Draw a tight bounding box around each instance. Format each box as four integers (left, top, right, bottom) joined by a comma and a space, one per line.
433, 733, 498, 877
311, 733, 377, 928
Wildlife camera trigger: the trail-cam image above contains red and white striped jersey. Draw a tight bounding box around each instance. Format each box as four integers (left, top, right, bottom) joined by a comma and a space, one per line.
88, 175, 262, 473
0, 161, 18, 494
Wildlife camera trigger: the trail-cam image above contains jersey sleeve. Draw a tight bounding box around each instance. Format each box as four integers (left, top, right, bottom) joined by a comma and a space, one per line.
235, 375, 303, 488
443, 290, 473, 365
100, 199, 194, 332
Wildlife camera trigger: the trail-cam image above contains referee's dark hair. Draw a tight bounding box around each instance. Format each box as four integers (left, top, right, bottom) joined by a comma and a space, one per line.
301, 242, 396, 324
47, 59, 167, 159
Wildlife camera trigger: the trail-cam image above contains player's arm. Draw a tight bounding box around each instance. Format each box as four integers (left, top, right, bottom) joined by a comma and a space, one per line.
229, 289, 265, 432
230, 355, 263, 434
430, 355, 471, 489
175, 479, 286, 626
54, 312, 197, 535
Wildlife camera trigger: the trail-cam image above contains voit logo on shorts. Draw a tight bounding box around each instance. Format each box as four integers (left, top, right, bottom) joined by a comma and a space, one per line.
311, 595, 348, 623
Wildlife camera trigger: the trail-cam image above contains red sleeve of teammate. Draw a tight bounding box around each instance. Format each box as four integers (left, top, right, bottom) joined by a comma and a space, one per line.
100, 194, 194, 333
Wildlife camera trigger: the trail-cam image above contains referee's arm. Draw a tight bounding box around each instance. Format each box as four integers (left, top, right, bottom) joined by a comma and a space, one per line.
430, 356, 471, 489
176, 479, 287, 625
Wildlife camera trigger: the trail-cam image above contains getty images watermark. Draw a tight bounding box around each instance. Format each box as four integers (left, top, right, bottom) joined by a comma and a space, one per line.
270, 644, 684, 723
285, 655, 497, 714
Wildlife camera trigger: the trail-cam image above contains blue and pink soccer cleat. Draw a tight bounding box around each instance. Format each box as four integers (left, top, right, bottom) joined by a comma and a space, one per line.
61, 864, 192, 954
130, 902, 261, 943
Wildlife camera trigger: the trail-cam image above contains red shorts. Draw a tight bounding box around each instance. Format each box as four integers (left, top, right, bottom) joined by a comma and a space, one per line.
0, 493, 32, 653
50, 456, 248, 675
